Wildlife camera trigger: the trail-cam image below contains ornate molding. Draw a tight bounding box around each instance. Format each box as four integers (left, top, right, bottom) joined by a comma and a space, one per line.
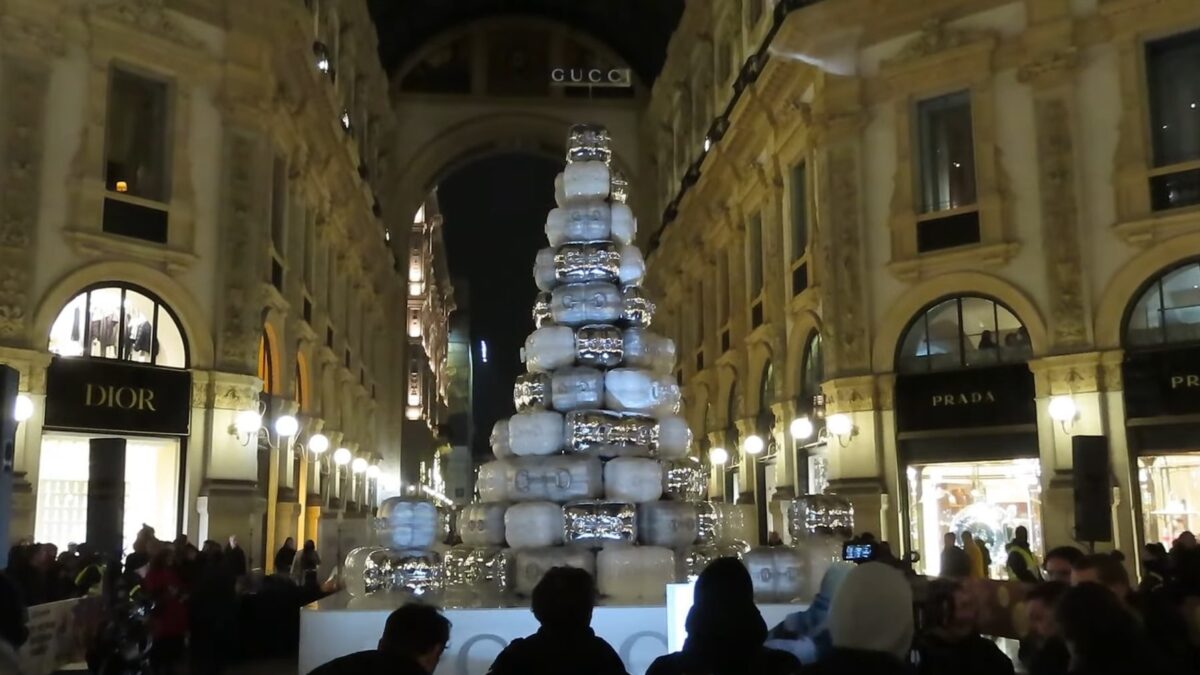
821, 375, 878, 414
884, 19, 994, 67
1028, 352, 1106, 396
87, 0, 204, 51
1018, 48, 1080, 87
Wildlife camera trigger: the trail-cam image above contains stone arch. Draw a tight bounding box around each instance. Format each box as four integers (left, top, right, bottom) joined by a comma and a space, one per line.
1095, 232, 1200, 350
259, 309, 284, 396
786, 309, 823, 398
295, 348, 312, 413
33, 262, 213, 369
872, 272, 1049, 372
746, 340, 777, 416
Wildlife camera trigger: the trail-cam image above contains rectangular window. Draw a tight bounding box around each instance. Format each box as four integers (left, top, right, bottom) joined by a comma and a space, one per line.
302, 209, 315, 288
718, 255, 730, 325
747, 213, 763, 298
270, 154, 287, 254
695, 282, 705, 345
1147, 29, 1200, 210
791, 163, 808, 261
917, 91, 977, 213
105, 69, 170, 202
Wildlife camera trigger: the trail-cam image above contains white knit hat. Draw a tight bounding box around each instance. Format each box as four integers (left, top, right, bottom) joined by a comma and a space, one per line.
827, 562, 915, 661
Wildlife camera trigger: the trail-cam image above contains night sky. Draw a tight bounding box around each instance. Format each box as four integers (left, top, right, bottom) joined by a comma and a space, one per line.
439, 153, 563, 458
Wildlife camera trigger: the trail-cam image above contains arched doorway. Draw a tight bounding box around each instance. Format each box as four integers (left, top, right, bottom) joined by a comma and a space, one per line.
1121, 260, 1200, 547
894, 295, 1039, 577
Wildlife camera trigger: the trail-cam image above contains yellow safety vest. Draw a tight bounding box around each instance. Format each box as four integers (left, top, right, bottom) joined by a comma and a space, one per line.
1006, 544, 1042, 581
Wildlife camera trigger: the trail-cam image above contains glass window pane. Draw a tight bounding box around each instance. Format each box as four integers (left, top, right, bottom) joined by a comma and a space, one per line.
1161, 263, 1200, 343
923, 299, 964, 371
154, 306, 187, 368
1139, 454, 1200, 547
105, 69, 169, 201
802, 333, 824, 398
49, 293, 87, 357
87, 288, 123, 358
1128, 282, 1166, 347
123, 290, 157, 363
961, 297, 1000, 367
1147, 30, 1200, 167
748, 214, 763, 297
995, 304, 1031, 360
792, 164, 807, 261
918, 91, 977, 213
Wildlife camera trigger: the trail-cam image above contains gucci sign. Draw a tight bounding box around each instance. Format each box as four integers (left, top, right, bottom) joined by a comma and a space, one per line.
550, 67, 633, 88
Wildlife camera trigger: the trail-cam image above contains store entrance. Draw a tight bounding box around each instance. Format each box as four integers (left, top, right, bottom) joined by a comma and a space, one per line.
906, 458, 1043, 578
34, 433, 181, 554
1139, 453, 1200, 547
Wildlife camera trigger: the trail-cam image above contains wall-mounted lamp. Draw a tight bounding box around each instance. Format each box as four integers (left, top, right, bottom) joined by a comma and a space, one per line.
351, 457, 368, 474
1048, 395, 1078, 434
13, 394, 33, 423
307, 433, 329, 454
826, 413, 857, 447
743, 434, 764, 455
789, 416, 814, 441
709, 446, 729, 465
274, 414, 299, 438
333, 447, 352, 466
366, 464, 381, 480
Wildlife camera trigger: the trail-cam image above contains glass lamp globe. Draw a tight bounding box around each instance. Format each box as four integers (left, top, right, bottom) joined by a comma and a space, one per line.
790, 416, 814, 440
351, 457, 368, 474
743, 434, 764, 455
274, 415, 299, 438
13, 394, 33, 423
366, 465, 381, 480
308, 433, 329, 454
709, 447, 729, 465
826, 413, 854, 437
333, 447, 352, 466
234, 409, 262, 436
1048, 396, 1078, 423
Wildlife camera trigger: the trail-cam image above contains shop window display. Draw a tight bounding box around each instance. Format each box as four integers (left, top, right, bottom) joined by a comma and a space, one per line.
48, 284, 187, 368
1126, 261, 1200, 347
1139, 454, 1200, 547
907, 458, 1043, 578
34, 434, 180, 554
898, 296, 1030, 373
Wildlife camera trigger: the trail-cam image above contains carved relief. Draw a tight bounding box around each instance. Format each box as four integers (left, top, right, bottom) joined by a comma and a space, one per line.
0, 59, 49, 347
820, 142, 869, 374
884, 19, 993, 66
1034, 97, 1088, 349
218, 133, 266, 373
89, 0, 204, 51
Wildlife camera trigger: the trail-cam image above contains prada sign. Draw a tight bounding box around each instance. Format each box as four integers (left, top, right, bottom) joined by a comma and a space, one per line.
44, 358, 191, 436
549, 67, 632, 88
896, 364, 1035, 432
1123, 346, 1200, 419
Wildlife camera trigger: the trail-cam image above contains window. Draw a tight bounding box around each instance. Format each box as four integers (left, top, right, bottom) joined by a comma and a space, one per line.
917, 91, 977, 214
302, 209, 315, 289
1125, 261, 1200, 347
257, 333, 275, 395
270, 154, 287, 255
897, 296, 1029, 373
1146, 29, 1200, 211
48, 284, 188, 368
800, 332, 824, 403
717, 255, 730, 326
748, 213, 763, 298
694, 281, 705, 347
791, 164, 808, 262
105, 69, 170, 202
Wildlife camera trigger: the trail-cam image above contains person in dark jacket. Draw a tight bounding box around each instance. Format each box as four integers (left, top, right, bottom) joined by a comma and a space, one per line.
487, 567, 626, 675
188, 543, 238, 675
299, 539, 321, 590
1017, 582, 1069, 675
805, 562, 914, 675
915, 578, 1013, 675
309, 603, 450, 675
224, 535, 247, 578
646, 557, 801, 675
273, 537, 296, 576
940, 531, 970, 578
1058, 582, 1171, 675
1005, 526, 1042, 582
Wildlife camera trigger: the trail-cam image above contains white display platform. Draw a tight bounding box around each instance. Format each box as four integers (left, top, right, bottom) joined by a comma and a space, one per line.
300, 592, 802, 675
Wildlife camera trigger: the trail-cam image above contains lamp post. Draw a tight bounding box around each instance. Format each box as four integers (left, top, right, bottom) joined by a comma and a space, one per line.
297, 432, 328, 545
231, 405, 299, 573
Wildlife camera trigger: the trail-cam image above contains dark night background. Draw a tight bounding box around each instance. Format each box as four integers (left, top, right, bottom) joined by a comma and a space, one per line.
439, 153, 563, 459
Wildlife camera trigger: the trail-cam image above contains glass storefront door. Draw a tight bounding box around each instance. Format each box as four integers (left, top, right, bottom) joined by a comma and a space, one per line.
34, 433, 180, 554
1139, 453, 1200, 547
907, 458, 1043, 578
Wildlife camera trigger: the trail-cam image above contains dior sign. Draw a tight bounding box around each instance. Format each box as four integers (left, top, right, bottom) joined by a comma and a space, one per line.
550, 68, 632, 88
45, 357, 191, 436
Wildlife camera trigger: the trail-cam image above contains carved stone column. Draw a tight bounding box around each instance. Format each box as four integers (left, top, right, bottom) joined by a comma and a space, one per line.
822, 374, 887, 538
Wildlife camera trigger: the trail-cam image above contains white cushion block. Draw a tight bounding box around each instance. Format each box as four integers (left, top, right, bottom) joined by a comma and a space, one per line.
597, 546, 675, 602
743, 547, 806, 603
554, 172, 567, 207
504, 455, 604, 503
622, 329, 677, 374
491, 419, 513, 458
550, 366, 605, 412
525, 326, 575, 372
655, 416, 692, 459
375, 498, 438, 550
505, 501, 564, 549
604, 457, 663, 503
546, 202, 611, 246
611, 203, 636, 246
563, 160, 610, 200
459, 502, 508, 547
508, 410, 564, 456
638, 501, 700, 548
715, 502, 757, 546
604, 369, 681, 416
617, 245, 645, 286
514, 547, 595, 596
551, 281, 622, 326
476, 460, 509, 502
533, 247, 557, 292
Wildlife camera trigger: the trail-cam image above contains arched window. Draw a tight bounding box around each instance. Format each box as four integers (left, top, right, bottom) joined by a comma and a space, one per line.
759, 361, 774, 413
800, 332, 824, 402
48, 283, 188, 368
1125, 260, 1200, 348
257, 333, 275, 395
897, 296, 1030, 373
294, 357, 306, 410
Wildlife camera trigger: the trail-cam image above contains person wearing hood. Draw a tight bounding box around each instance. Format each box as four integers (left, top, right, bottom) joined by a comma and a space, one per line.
914, 578, 1013, 675
805, 562, 915, 675
486, 567, 627, 675
646, 557, 801, 675
764, 562, 856, 664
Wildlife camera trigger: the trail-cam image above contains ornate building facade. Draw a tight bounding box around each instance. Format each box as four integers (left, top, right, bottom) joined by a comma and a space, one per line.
643, 0, 1200, 573
0, 0, 407, 571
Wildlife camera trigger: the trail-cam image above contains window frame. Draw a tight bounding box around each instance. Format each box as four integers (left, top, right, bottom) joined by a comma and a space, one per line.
48, 282, 190, 369
1143, 28, 1200, 212
103, 65, 174, 206
895, 295, 1030, 374
1122, 259, 1200, 349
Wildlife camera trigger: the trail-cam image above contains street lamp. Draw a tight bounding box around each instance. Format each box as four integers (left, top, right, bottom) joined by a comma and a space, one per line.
274, 414, 299, 438
333, 447, 352, 466
789, 416, 814, 441
1048, 395, 1078, 433
307, 433, 329, 454
709, 447, 729, 465
826, 413, 856, 447
13, 394, 33, 423
743, 434, 764, 455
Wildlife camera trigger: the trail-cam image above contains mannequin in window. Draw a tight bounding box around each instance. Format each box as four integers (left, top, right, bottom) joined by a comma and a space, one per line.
977, 330, 997, 350
128, 314, 153, 361
88, 295, 122, 358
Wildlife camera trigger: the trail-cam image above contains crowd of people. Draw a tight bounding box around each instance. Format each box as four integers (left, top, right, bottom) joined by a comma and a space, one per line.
0, 526, 327, 674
